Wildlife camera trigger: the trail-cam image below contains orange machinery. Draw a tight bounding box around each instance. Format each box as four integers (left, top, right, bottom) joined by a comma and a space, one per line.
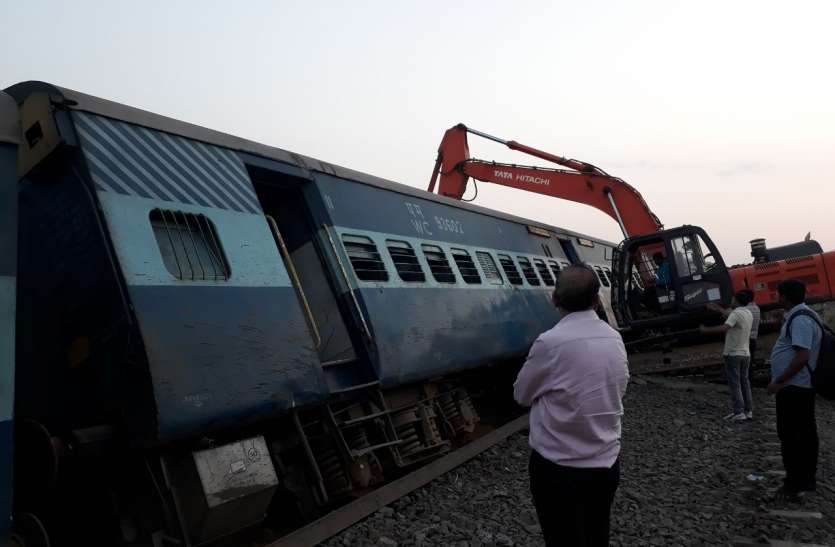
427, 123, 834, 328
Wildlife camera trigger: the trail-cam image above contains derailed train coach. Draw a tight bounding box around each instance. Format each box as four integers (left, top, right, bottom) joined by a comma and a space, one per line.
0, 82, 616, 546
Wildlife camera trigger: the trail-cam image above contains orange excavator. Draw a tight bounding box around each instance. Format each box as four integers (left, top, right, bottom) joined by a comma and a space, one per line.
427, 124, 835, 338
427, 123, 736, 337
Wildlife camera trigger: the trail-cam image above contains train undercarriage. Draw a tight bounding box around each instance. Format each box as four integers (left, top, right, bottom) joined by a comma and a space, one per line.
9, 368, 513, 547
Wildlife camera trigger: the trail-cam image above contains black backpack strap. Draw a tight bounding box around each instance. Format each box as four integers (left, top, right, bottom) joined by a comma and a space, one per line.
786, 309, 824, 337
785, 309, 824, 376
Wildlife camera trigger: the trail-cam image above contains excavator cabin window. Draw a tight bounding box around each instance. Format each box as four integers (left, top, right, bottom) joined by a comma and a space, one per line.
622, 228, 727, 326
626, 243, 675, 320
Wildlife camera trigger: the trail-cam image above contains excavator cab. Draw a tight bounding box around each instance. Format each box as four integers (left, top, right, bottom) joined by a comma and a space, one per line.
612, 225, 733, 333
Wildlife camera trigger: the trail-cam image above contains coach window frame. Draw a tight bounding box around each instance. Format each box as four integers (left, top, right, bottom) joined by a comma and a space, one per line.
150, 208, 230, 281
476, 250, 505, 286
517, 256, 541, 286
450, 247, 483, 285
341, 234, 389, 282
421, 243, 457, 284
386, 239, 426, 283
497, 253, 524, 286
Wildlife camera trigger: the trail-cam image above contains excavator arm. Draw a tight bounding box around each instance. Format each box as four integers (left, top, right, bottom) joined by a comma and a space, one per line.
427, 124, 663, 238
426, 123, 735, 336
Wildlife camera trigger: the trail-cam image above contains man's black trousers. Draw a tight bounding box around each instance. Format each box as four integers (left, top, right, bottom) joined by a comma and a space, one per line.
776, 385, 818, 492
529, 450, 620, 547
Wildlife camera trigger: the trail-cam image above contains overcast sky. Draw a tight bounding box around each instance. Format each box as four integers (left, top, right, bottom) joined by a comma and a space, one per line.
3, 1, 833, 264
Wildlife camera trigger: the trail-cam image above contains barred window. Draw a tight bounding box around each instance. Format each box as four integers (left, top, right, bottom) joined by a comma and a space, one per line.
603, 267, 614, 287
594, 266, 611, 287
150, 209, 229, 281
517, 257, 541, 286
421, 244, 456, 283
386, 240, 425, 282
476, 251, 504, 285
534, 258, 555, 286
548, 260, 561, 283
451, 248, 482, 284
497, 254, 523, 286
342, 234, 388, 282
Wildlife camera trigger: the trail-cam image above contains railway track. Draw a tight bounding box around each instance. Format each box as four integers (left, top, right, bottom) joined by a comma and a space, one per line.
268, 414, 530, 547
628, 333, 779, 375
257, 342, 767, 546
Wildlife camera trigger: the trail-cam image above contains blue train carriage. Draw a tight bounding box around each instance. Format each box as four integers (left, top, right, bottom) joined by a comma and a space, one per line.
0, 81, 618, 546
0, 91, 19, 547
242, 151, 613, 491
306, 168, 620, 387
1, 82, 331, 546
255, 160, 617, 477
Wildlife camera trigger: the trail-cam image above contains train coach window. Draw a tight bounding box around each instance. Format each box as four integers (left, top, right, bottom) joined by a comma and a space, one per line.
517, 257, 541, 286
547, 260, 561, 283
421, 244, 456, 283
603, 267, 614, 286
476, 251, 504, 285
451, 248, 482, 284
497, 254, 523, 285
150, 209, 230, 281
342, 235, 389, 282
594, 266, 611, 287
534, 258, 555, 286
386, 240, 425, 282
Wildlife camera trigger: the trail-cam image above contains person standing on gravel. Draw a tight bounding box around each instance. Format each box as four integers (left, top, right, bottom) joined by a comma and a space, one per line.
744, 289, 762, 377
702, 291, 754, 421
767, 279, 822, 499
514, 264, 629, 547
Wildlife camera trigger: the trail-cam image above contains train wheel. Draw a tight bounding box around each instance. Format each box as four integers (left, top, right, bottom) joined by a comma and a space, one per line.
13, 419, 63, 510
10, 512, 51, 547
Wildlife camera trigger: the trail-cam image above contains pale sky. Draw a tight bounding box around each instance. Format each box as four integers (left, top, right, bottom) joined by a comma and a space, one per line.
3, 0, 833, 264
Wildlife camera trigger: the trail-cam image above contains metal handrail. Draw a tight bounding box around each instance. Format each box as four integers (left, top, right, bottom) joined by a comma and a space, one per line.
323, 226, 373, 343
265, 215, 321, 348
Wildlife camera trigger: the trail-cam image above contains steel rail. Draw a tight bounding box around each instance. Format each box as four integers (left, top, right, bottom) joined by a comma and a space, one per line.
267, 413, 530, 547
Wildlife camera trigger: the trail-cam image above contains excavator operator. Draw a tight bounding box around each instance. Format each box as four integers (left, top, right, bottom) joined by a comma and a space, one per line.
634, 252, 673, 318
653, 252, 672, 289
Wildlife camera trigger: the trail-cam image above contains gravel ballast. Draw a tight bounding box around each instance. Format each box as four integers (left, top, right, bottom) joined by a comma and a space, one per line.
321, 377, 835, 546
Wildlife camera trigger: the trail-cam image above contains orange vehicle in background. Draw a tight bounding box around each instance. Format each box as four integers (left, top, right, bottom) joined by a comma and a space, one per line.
731, 238, 835, 329
426, 123, 835, 362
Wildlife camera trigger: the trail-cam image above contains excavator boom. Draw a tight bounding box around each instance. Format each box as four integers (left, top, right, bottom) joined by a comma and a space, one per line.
427, 123, 734, 336
427, 124, 662, 238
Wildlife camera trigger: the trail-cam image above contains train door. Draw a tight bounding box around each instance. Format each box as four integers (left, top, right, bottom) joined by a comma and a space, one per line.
247, 170, 371, 391
557, 237, 616, 326
593, 264, 619, 329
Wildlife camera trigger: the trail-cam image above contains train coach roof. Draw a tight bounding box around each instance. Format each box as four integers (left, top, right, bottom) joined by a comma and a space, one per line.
5, 81, 615, 247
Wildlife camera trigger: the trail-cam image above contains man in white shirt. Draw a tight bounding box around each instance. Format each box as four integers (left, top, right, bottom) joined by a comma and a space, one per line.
702, 291, 754, 421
